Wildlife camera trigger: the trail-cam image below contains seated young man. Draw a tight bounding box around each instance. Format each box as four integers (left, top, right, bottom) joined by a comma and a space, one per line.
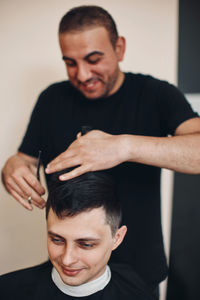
0, 171, 156, 299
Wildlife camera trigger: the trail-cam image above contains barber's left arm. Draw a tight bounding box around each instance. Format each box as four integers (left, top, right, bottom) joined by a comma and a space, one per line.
45, 117, 200, 180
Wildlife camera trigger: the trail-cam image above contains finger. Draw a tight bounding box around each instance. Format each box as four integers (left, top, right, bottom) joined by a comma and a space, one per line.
59, 164, 91, 181
6, 180, 27, 200
10, 189, 33, 211
45, 151, 74, 173
45, 156, 81, 174
25, 173, 46, 195
26, 195, 46, 209
12, 176, 46, 208
22, 185, 46, 209
6, 175, 45, 209
9, 166, 45, 196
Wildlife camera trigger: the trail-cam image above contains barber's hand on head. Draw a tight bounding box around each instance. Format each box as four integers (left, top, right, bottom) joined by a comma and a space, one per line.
45, 130, 128, 181
2, 152, 46, 210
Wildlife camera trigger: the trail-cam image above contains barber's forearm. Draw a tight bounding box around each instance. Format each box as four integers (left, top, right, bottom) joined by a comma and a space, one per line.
17, 151, 38, 165
121, 133, 200, 174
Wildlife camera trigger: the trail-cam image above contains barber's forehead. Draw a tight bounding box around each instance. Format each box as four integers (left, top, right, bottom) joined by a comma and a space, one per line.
64, 23, 107, 32
59, 26, 111, 40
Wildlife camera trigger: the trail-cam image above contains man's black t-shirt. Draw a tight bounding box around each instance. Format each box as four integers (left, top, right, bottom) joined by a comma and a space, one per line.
0, 261, 156, 300
18, 73, 198, 286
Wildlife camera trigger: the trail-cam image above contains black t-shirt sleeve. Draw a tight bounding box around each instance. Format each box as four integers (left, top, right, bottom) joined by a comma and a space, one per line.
156, 80, 198, 135
18, 89, 48, 158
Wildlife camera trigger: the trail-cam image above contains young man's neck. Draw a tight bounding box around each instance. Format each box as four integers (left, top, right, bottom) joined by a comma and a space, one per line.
52, 265, 111, 297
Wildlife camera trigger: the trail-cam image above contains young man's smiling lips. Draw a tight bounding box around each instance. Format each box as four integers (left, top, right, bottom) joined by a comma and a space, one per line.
61, 266, 86, 277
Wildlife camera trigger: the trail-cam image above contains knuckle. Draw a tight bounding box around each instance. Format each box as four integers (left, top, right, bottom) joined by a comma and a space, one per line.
12, 166, 26, 179
79, 146, 87, 157
5, 183, 12, 193
57, 161, 64, 168
17, 165, 27, 173
77, 138, 83, 147
31, 180, 38, 188
5, 177, 12, 186
26, 174, 37, 186
86, 165, 92, 172
11, 171, 19, 180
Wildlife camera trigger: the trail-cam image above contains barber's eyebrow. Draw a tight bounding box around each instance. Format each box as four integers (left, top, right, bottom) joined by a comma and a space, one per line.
62, 51, 104, 61
84, 51, 104, 60
62, 56, 74, 61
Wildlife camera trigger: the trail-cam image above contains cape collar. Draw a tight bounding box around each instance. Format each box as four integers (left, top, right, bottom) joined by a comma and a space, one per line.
52, 265, 111, 297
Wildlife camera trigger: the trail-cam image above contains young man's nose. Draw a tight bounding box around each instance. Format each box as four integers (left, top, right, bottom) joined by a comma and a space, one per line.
61, 245, 79, 266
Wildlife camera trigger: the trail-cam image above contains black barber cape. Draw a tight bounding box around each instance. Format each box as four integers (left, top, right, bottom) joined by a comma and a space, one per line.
0, 261, 156, 299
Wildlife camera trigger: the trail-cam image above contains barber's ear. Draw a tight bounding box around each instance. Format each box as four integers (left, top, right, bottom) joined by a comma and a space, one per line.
112, 225, 127, 251
115, 36, 126, 62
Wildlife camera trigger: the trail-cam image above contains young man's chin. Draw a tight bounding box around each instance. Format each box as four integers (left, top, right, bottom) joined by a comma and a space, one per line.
60, 273, 90, 287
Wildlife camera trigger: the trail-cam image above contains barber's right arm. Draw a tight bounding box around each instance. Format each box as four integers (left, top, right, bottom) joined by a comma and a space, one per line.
2, 152, 46, 210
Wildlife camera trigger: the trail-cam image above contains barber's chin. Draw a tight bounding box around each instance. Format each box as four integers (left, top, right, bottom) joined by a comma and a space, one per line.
79, 82, 107, 99
81, 89, 107, 100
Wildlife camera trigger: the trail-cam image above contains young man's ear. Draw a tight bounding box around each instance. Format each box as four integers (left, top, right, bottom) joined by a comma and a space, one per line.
115, 36, 126, 62
112, 225, 127, 251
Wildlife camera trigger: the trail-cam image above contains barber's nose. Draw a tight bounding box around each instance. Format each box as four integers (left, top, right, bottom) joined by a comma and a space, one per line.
77, 63, 92, 82
61, 245, 79, 266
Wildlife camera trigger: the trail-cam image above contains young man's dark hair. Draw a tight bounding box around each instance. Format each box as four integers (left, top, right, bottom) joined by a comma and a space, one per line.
59, 5, 119, 48
46, 169, 122, 236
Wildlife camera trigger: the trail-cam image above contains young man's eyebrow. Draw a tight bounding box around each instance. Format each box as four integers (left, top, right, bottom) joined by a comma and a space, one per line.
77, 238, 101, 242
48, 231, 64, 239
48, 231, 100, 242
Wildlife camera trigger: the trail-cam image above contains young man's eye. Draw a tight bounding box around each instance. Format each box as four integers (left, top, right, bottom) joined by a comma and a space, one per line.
50, 237, 64, 245
80, 242, 95, 249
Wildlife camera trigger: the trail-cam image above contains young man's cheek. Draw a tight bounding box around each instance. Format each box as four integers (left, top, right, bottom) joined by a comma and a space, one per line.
48, 244, 62, 260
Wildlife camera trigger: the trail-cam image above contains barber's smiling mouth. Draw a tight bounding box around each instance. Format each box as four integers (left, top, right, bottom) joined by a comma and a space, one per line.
80, 79, 102, 91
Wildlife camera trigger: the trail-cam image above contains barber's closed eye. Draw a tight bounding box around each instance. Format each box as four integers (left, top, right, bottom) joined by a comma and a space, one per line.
65, 61, 76, 67
88, 58, 100, 64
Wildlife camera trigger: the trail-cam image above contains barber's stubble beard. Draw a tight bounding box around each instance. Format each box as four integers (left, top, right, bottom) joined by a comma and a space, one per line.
71, 69, 121, 100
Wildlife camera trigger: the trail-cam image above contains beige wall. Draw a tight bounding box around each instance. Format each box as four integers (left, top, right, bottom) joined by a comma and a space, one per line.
0, 0, 178, 296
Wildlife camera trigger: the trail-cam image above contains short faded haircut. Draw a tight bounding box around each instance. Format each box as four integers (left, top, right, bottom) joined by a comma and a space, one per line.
59, 5, 119, 48
46, 169, 122, 236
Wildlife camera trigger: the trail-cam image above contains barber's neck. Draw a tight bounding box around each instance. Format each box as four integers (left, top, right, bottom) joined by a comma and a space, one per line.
109, 70, 125, 96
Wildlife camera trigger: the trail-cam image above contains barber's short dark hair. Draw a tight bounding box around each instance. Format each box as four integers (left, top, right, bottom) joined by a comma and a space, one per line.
59, 5, 119, 48
46, 169, 121, 236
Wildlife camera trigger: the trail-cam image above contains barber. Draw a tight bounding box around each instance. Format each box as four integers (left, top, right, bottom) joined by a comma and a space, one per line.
2, 5, 200, 291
